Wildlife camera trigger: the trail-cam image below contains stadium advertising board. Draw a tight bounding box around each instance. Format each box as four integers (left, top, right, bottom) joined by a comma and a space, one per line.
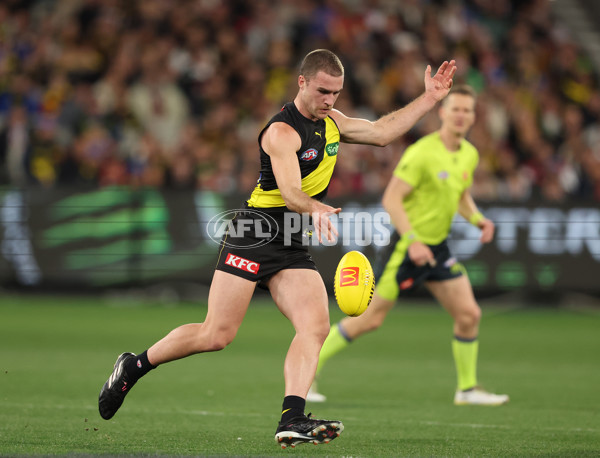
0, 187, 597, 295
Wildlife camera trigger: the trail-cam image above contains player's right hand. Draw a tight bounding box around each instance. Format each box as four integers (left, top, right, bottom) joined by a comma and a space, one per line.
408, 241, 436, 267
311, 203, 342, 244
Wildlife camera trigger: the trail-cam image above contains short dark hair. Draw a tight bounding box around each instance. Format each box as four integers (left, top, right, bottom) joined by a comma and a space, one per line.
444, 84, 477, 104
299, 49, 344, 80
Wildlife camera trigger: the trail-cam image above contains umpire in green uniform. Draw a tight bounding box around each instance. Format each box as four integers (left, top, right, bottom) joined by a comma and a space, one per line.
312, 85, 509, 406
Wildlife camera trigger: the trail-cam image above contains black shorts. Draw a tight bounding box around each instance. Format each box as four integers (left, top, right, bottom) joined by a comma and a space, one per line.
214, 207, 317, 284
374, 233, 464, 300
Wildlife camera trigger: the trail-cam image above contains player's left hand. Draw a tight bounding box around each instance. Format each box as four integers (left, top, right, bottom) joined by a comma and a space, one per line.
478, 218, 495, 244
424, 60, 457, 102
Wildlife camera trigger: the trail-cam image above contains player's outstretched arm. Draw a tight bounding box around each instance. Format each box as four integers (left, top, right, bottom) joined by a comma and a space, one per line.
330, 60, 457, 147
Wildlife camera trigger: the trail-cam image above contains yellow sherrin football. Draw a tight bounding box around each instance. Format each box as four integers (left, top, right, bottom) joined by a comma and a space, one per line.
333, 250, 375, 317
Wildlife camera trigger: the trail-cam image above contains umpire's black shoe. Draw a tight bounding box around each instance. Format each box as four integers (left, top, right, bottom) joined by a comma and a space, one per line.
98, 352, 136, 420
274, 413, 344, 449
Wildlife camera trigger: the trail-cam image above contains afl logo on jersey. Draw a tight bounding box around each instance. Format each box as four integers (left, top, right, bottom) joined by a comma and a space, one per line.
300, 148, 318, 161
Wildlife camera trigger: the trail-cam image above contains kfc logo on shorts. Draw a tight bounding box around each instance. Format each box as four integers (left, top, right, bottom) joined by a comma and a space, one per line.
300, 148, 318, 161
225, 253, 260, 274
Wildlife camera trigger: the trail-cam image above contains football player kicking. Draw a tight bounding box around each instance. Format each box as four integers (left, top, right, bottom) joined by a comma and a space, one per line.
310, 85, 509, 406
98, 49, 456, 448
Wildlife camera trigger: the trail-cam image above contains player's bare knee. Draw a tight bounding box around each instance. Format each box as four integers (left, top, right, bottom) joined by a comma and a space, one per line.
314, 321, 331, 344
356, 308, 385, 334
470, 305, 482, 325
203, 337, 229, 352
457, 305, 481, 330
203, 330, 236, 352
371, 310, 389, 330
358, 318, 379, 334
298, 320, 329, 345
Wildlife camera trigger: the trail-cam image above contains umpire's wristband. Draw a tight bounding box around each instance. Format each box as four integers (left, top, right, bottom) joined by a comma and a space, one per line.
403, 230, 419, 246
469, 211, 485, 227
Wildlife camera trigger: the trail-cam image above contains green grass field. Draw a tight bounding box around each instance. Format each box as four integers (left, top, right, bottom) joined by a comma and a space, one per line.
1, 293, 599, 457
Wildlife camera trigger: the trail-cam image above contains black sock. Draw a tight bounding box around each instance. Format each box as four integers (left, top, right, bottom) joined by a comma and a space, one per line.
280, 395, 305, 424
125, 350, 156, 383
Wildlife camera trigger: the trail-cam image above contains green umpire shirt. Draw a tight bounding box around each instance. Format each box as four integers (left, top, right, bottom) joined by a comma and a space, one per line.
393, 131, 479, 245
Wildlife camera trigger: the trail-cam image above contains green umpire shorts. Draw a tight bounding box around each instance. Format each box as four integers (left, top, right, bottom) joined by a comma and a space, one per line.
375, 233, 465, 301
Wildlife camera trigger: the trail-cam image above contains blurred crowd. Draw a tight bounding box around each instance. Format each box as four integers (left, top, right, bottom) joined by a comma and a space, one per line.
1, 0, 600, 202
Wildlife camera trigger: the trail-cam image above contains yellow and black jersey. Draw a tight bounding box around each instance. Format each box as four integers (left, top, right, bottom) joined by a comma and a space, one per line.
246, 102, 341, 208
